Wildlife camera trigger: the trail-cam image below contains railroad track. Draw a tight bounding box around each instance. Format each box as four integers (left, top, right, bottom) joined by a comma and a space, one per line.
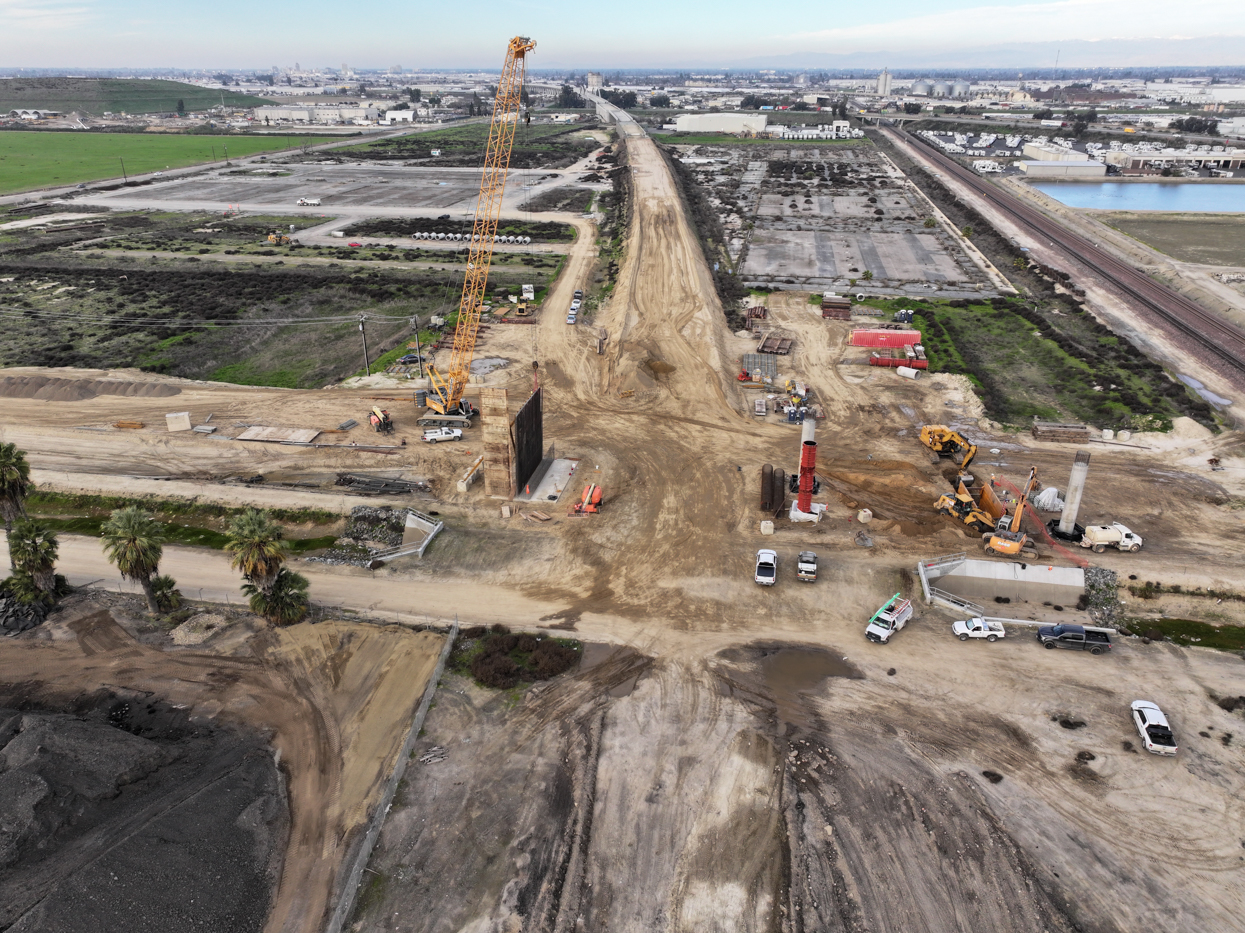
891, 128, 1245, 381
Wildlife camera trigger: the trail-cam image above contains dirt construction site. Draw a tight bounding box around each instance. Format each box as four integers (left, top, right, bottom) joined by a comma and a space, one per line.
4, 95, 1245, 933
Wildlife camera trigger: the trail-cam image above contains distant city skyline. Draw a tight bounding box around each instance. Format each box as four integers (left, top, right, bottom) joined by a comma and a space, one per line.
2, 0, 1244, 69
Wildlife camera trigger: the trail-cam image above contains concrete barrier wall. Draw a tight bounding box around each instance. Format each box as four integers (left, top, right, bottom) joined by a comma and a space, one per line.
929, 559, 1084, 606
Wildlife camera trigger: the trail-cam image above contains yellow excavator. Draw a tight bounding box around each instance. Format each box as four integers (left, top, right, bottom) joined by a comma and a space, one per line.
935, 481, 995, 535
267, 232, 292, 245
920, 425, 978, 473
419, 36, 536, 429
984, 467, 1041, 560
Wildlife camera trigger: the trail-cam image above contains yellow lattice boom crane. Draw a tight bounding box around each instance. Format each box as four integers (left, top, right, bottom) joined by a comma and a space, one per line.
419, 35, 535, 428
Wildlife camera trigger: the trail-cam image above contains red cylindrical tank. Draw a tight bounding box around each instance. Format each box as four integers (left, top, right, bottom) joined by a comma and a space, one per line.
797, 440, 817, 513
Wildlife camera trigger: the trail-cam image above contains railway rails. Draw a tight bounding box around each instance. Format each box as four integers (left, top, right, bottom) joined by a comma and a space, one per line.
890, 128, 1245, 383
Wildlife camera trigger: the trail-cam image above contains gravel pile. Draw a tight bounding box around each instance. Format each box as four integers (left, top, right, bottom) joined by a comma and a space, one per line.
1083, 566, 1123, 626
0, 375, 181, 402
306, 506, 407, 567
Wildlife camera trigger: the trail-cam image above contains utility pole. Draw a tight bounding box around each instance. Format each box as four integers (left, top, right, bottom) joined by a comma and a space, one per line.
359, 314, 371, 376
410, 316, 423, 378
119, 157, 127, 182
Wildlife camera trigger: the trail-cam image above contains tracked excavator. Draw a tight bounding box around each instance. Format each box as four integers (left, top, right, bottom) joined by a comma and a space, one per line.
418, 36, 536, 430
920, 425, 978, 473
984, 467, 1041, 560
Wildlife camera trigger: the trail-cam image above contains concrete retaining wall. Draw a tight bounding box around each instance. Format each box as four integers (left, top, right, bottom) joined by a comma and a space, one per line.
930, 558, 1084, 606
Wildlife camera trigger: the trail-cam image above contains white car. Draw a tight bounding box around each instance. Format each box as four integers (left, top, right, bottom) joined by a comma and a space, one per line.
1131, 701, 1178, 756
754, 549, 778, 586
570, 298, 581, 311
422, 427, 463, 443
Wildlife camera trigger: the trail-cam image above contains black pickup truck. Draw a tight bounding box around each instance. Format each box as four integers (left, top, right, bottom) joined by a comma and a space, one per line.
1036, 624, 1112, 655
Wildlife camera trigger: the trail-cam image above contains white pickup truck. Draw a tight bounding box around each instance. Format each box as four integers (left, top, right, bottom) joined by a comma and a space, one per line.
952, 617, 1006, 642
1080, 523, 1142, 553
865, 593, 912, 644
422, 427, 463, 443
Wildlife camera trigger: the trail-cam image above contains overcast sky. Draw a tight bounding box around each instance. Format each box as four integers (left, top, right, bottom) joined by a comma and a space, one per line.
3, 0, 1244, 69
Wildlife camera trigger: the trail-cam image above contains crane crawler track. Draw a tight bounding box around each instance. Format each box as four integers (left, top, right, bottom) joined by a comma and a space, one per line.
895, 129, 1245, 383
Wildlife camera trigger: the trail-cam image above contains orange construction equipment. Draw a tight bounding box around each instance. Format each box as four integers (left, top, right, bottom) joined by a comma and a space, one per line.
425, 35, 535, 421
984, 467, 1040, 560
570, 484, 603, 515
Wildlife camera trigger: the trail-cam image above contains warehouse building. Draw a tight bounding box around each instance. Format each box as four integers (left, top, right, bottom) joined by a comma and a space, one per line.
674, 113, 768, 135
1021, 142, 1087, 161
253, 105, 383, 124
1103, 147, 1245, 172
1018, 160, 1106, 177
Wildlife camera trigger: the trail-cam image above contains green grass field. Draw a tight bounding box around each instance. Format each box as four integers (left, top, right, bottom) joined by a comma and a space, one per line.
0, 77, 272, 115
0, 132, 337, 194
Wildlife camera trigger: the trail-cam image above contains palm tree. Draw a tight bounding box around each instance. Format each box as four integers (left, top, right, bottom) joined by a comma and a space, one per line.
0, 442, 32, 567
151, 574, 182, 612
100, 506, 166, 613
225, 508, 286, 595
242, 568, 309, 625
8, 520, 59, 596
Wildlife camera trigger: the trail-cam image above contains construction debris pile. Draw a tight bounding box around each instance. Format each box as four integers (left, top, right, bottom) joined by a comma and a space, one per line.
334, 473, 432, 496
305, 506, 409, 566
1083, 566, 1123, 627
0, 594, 50, 634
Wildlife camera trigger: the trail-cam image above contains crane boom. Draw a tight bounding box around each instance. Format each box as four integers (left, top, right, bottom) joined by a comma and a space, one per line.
425, 35, 535, 417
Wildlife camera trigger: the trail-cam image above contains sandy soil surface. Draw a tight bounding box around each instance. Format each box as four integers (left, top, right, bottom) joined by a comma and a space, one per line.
364, 630, 1245, 933
5, 99, 1245, 932
0, 595, 444, 933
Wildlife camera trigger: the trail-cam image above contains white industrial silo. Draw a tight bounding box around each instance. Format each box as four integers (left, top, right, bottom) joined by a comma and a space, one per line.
952, 80, 972, 98
910, 80, 932, 97
932, 82, 951, 98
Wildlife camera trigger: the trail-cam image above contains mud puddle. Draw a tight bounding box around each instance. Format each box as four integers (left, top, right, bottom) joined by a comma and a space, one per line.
578, 643, 646, 697
721, 642, 863, 726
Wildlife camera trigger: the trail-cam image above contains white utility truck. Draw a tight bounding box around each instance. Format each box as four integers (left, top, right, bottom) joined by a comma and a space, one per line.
865, 593, 912, 644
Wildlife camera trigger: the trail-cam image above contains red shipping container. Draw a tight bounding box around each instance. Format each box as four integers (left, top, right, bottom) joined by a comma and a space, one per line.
850, 328, 922, 348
